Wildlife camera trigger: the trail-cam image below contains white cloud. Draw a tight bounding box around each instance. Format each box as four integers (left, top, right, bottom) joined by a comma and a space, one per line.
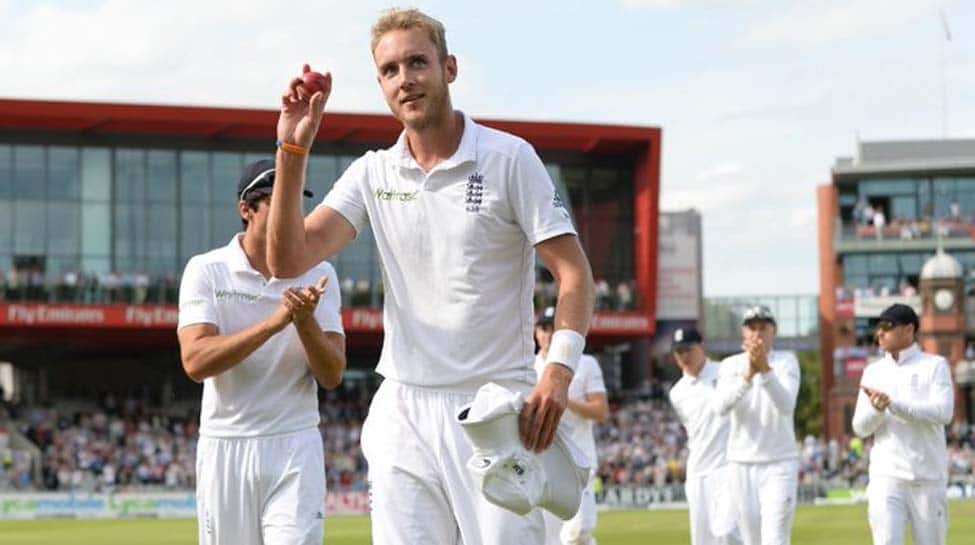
742, 0, 960, 49
0, 0, 385, 111
621, 0, 688, 8
695, 162, 744, 181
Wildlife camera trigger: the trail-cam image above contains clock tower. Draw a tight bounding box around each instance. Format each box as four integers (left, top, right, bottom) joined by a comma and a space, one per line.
918, 246, 968, 422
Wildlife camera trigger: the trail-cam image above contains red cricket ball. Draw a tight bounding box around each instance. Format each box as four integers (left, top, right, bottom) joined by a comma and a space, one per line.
300, 70, 329, 98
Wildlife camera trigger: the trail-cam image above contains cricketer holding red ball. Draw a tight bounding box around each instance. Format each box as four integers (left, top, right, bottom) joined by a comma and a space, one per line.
266, 8, 595, 545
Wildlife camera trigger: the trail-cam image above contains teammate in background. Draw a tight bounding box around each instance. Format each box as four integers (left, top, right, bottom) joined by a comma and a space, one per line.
852, 303, 953, 545
177, 159, 347, 545
266, 8, 595, 545
534, 306, 608, 545
715, 306, 801, 545
668, 327, 740, 545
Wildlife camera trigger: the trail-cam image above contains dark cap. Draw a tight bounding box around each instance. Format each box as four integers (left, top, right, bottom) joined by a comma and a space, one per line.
237, 159, 313, 201
671, 327, 703, 350
877, 303, 919, 331
741, 305, 776, 326
536, 306, 556, 327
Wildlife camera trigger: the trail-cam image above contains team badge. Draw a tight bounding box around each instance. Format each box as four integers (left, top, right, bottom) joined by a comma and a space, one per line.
466, 172, 484, 213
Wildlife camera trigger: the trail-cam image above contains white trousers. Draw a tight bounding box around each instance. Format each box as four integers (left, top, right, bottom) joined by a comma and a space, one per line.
867, 476, 949, 545
541, 472, 597, 545
196, 427, 325, 545
361, 379, 544, 545
686, 467, 742, 545
728, 459, 798, 545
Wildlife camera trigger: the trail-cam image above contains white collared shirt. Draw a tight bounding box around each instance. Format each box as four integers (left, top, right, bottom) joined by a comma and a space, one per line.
852, 343, 954, 482
322, 113, 575, 389
716, 350, 801, 463
534, 354, 606, 464
177, 235, 344, 437
669, 361, 730, 476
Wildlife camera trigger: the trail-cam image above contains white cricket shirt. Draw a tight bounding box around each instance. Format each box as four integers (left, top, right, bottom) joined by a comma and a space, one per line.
177, 235, 344, 437
322, 113, 576, 389
669, 360, 730, 477
716, 350, 801, 463
852, 343, 954, 482
534, 354, 606, 464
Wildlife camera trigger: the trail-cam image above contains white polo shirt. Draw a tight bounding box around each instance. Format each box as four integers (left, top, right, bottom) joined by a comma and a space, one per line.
716, 350, 801, 463
322, 113, 576, 389
534, 354, 606, 465
177, 235, 344, 438
669, 360, 730, 477
852, 343, 954, 482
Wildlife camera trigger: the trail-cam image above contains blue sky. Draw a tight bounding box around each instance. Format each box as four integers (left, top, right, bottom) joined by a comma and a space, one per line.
2, 0, 974, 296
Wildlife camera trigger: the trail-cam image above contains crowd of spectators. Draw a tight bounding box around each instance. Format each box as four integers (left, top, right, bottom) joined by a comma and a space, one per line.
835, 282, 918, 302
535, 276, 637, 312
2, 392, 973, 498
6, 396, 197, 492
0, 270, 179, 305
851, 199, 975, 241
0, 268, 385, 310
0, 267, 646, 316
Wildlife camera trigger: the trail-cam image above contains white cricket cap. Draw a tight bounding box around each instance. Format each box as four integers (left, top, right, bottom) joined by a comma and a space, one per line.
457, 382, 591, 520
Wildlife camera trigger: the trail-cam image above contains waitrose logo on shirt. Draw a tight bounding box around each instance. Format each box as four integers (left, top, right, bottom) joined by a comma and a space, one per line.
215, 290, 262, 303
375, 188, 417, 202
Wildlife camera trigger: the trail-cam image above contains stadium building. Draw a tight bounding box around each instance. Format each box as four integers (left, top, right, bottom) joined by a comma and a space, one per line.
818, 139, 975, 440
0, 98, 662, 405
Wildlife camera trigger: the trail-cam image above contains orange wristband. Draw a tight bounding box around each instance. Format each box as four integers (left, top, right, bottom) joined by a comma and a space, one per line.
276, 140, 309, 156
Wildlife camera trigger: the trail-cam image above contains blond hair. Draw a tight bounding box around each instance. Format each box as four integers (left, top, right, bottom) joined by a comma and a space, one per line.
371, 8, 448, 61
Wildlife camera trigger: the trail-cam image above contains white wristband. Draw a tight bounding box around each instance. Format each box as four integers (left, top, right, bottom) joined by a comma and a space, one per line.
545, 329, 585, 373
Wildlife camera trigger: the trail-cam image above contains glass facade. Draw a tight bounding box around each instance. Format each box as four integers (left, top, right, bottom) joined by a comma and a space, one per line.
555, 163, 634, 286
0, 142, 637, 307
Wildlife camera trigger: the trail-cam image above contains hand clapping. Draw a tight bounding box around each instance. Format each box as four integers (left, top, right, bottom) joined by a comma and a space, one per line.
862, 386, 891, 412
282, 276, 329, 325
742, 337, 771, 380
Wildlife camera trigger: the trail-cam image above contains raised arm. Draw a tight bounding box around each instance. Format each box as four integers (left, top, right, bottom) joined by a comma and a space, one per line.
268, 65, 356, 278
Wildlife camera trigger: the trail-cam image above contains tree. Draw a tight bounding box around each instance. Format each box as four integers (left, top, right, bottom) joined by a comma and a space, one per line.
794, 350, 823, 438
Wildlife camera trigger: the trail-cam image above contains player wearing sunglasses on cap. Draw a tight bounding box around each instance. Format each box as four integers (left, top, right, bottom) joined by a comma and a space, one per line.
852, 303, 953, 545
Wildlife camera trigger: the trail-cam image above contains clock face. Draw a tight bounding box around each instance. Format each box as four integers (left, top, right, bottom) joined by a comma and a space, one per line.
935, 289, 955, 311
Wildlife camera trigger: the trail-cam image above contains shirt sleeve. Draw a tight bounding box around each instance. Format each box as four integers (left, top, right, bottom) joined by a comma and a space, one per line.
319, 154, 371, 235
583, 355, 607, 395
508, 141, 577, 245
668, 387, 689, 428
177, 257, 218, 331
313, 262, 345, 335
851, 369, 885, 438
714, 355, 751, 415
755, 352, 801, 415
888, 358, 954, 425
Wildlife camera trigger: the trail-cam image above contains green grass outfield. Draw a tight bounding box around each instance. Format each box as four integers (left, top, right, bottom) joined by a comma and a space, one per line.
3, 501, 973, 544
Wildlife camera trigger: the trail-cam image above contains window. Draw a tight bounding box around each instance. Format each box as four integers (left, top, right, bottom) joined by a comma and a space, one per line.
0, 144, 11, 198
14, 145, 45, 199
48, 147, 80, 199
14, 200, 46, 253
